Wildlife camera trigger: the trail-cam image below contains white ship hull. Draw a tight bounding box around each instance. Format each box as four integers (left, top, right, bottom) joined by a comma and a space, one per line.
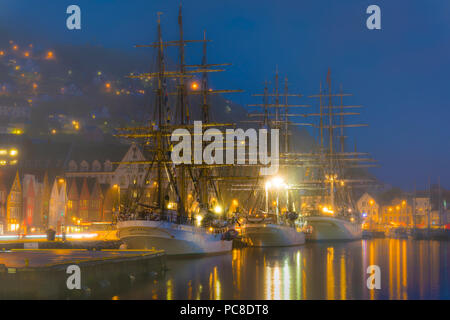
304, 216, 362, 241
117, 220, 233, 256
240, 223, 305, 247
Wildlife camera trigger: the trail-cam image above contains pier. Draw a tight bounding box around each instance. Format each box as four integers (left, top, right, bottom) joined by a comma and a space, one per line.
0, 249, 166, 299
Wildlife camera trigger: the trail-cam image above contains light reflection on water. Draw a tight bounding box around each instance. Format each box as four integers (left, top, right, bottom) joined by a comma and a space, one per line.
116, 239, 449, 300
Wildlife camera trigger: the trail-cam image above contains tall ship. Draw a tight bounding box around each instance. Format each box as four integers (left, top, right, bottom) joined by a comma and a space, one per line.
232, 71, 306, 247
116, 7, 242, 255
296, 70, 376, 241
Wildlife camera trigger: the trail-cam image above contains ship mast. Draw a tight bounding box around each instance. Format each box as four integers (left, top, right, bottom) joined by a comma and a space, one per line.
117, 7, 242, 219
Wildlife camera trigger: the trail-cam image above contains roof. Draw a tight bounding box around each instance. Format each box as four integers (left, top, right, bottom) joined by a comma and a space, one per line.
66, 143, 130, 164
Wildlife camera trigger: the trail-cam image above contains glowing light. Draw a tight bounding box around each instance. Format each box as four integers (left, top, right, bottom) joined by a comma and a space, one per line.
232, 199, 239, 206
32, 83, 38, 89
46, 51, 54, 59
9, 149, 18, 157
369, 200, 374, 205
322, 206, 334, 215
24, 52, 30, 57
272, 177, 284, 188
209, 227, 214, 232
12, 45, 18, 51
0, 150, 6, 155
214, 205, 223, 214
191, 82, 199, 90
105, 83, 111, 89
58, 178, 64, 183
51, 129, 57, 135
195, 215, 203, 226
0, 51, 4, 56
265, 181, 272, 189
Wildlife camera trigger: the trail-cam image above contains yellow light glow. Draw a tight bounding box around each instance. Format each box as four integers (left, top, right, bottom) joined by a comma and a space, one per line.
209, 227, 214, 232
214, 205, 223, 214
271, 177, 284, 188
191, 82, 199, 90
46, 51, 54, 59
0, 150, 7, 155
232, 199, 239, 206
9, 149, 18, 156
195, 215, 203, 226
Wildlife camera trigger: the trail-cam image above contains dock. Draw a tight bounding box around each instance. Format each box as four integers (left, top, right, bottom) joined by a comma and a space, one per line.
0, 249, 166, 299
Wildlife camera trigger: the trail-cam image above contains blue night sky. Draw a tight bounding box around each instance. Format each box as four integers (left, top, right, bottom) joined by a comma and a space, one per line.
0, 0, 449, 190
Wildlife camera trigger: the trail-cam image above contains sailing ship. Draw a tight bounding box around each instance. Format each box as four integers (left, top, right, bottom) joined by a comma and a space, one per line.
116, 7, 242, 255
233, 71, 306, 247
297, 70, 376, 241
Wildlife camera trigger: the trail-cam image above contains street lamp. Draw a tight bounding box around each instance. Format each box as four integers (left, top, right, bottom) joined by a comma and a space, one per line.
265, 181, 272, 212
265, 177, 287, 218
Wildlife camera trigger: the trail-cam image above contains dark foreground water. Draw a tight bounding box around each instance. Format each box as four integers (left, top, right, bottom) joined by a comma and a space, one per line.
114, 239, 449, 300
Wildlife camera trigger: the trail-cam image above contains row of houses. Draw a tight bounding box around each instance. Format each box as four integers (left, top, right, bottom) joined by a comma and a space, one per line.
0, 141, 154, 234
356, 191, 449, 227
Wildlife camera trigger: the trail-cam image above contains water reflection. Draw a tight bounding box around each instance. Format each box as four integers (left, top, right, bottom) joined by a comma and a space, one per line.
115, 239, 449, 300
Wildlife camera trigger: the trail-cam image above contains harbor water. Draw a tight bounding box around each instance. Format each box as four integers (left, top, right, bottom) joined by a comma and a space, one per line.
111, 239, 449, 300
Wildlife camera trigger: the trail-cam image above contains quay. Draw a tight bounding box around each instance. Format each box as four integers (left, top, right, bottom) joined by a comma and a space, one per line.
0, 239, 122, 250
0, 249, 166, 299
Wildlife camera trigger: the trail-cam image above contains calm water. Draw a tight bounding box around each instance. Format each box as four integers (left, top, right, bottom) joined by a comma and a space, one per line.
115, 239, 449, 300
